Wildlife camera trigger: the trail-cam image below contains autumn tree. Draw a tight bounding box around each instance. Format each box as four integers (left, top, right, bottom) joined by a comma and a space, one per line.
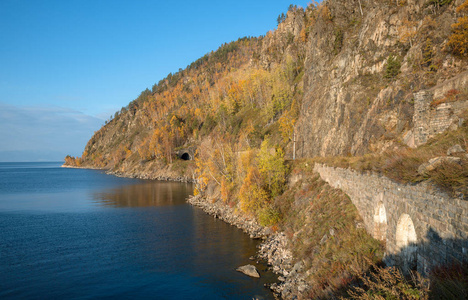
239, 166, 269, 214
257, 138, 288, 198
398, 19, 417, 47
447, 0, 468, 56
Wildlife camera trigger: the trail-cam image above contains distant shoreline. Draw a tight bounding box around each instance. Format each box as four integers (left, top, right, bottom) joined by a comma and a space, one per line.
61, 163, 195, 183
61, 164, 106, 170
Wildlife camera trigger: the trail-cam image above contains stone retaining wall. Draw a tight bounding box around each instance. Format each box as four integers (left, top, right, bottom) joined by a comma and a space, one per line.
314, 163, 468, 275
412, 90, 468, 147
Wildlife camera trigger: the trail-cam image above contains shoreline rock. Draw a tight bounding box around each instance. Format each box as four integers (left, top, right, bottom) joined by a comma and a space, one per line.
107, 170, 195, 183
237, 265, 260, 278
187, 195, 310, 299
187, 195, 270, 238
259, 233, 310, 299
61, 164, 106, 170
61, 164, 196, 183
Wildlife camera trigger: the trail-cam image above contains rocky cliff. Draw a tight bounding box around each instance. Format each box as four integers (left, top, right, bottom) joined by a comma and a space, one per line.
296, 0, 468, 158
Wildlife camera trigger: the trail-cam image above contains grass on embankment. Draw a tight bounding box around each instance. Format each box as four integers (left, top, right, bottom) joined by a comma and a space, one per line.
275, 170, 384, 298
313, 111, 468, 199
278, 164, 467, 298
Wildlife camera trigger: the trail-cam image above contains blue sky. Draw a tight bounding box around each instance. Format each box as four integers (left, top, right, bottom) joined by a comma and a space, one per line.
0, 0, 310, 162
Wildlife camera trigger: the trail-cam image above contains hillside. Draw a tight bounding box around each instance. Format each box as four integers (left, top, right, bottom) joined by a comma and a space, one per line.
66, 0, 468, 172
65, 0, 468, 298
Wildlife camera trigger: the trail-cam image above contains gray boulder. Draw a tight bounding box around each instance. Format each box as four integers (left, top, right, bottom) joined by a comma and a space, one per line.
447, 144, 465, 156
236, 264, 260, 278
418, 156, 462, 175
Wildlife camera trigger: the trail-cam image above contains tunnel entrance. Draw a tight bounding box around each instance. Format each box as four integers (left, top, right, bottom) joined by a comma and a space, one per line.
180, 152, 191, 161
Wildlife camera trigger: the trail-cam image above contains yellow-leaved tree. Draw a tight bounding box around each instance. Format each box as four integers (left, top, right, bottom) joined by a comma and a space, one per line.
239, 166, 269, 214
238, 137, 288, 226
257, 137, 288, 199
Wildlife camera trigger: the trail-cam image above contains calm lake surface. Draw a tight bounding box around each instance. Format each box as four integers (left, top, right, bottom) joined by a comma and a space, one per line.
0, 162, 276, 299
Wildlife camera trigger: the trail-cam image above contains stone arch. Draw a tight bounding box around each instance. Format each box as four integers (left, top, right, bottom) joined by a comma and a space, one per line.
396, 214, 418, 272
373, 201, 387, 242
180, 152, 191, 161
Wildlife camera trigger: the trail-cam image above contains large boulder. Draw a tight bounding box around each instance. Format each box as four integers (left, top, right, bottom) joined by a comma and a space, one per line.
418, 156, 462, 175
236, 265, 260, 278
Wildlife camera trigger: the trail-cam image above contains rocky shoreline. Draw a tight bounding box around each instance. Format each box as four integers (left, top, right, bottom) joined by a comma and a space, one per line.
62, 164, 310, 298
187, 195, 310, 299
61, 164, 195, 183
107, 170, 195, 183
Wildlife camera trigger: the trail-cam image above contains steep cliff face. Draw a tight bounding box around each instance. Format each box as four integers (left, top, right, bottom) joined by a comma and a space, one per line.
260, 7, 306, 70
296, 0, 468, 157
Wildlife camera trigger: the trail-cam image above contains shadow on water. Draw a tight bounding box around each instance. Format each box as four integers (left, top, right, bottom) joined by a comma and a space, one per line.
90, 180, 194, 207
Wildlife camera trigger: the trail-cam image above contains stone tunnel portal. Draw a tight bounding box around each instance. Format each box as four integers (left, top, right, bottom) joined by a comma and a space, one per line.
180, 152, 191, 161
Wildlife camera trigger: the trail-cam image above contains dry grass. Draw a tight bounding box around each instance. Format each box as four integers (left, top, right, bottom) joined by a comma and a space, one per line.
347, 264, 430, 300
313, 112, 468, 198
346, 262, 468, 299
276, 173, 384, 298
429, 262, 468, 299
430, 89, 465, 108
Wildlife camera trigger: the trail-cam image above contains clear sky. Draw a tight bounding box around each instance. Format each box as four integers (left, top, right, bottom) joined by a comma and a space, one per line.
0, 0, 310, 162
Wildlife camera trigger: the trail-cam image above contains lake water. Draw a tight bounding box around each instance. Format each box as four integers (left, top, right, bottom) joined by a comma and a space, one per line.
0, 162, 276, 299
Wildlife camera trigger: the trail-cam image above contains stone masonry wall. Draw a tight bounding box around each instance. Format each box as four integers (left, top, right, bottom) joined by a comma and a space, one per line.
413, 91, 433, 146
412, 90, 468, 148
314, 163, 468, 275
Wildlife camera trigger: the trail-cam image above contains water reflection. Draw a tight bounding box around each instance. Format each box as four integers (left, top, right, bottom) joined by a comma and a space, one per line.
91, 181, 194, 208
1, 163, 276, 299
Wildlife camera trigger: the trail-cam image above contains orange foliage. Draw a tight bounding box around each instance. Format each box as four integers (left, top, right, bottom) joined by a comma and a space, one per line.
448, 16, 468, 56
448, 0, 468, 56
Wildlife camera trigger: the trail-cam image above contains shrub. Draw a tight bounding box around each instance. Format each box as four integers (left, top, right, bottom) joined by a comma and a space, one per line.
333, 29, 344, 55
258, 205, 282, 226
348, 264, 430, 300
384, 55, 401, 79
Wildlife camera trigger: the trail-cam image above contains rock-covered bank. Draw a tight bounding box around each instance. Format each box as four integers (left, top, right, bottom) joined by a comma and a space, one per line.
105, 160, 197, 182
107, 169, 194, 183
62, 163, 195, 183
188, 195, 311, 299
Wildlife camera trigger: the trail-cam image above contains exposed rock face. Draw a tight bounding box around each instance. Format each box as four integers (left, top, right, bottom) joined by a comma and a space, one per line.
260, 7, 305, 70
296, 0, 468, 158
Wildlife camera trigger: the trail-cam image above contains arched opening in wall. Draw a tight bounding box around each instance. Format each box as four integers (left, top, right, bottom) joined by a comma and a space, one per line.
373, 202, 387, 242
396, 214, 418, 273
180, 152, 191, 161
